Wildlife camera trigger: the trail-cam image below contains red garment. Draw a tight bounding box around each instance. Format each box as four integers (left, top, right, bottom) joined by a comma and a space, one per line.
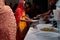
15, 2, 26, 40
15, 2, 24, 25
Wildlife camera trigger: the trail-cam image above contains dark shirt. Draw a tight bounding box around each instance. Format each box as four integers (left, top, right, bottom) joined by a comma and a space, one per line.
26, 6, 48, 19
13, 4, 18, 12
26, 0, 48, 19
48, 4, 56, 10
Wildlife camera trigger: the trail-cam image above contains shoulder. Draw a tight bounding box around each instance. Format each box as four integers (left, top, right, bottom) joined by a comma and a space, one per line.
4, 5, 13, 12
4, 5, 11, 9
15, 8, 22, 12
16, 8, 22, 11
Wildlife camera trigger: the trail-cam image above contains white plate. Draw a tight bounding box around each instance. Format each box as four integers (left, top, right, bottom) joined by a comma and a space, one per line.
36, 24, 52, 29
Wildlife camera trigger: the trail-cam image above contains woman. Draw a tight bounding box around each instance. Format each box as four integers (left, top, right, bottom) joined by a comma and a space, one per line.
15, 1, 31, 31
15, 1, 25, 25
15, 1, 31, 40
0, 0, 17, 40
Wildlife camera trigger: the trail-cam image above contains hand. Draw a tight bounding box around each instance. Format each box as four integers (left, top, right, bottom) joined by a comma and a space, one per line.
26, 19, 32, 22
33, 15, 41, 19
33, 17, 37, 19
32, 25, 37, 29
43, 15, 50, 21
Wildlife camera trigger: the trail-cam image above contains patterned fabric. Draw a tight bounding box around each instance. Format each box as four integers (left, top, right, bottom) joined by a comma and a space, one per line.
0, 6, 17, 40
15, 2, 27, 32
18, 11, 27, 32
15, 2, 24, 25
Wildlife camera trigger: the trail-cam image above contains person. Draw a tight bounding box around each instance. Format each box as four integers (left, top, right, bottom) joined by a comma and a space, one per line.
55, 0, 60, 33
56, 0, 60, 6
0, 0, 17, 40
15, 1, 31, 26
32, 0, 58, 23
26, 0, 51, 24
15, 1, 31, 40
56, 0, 60, 8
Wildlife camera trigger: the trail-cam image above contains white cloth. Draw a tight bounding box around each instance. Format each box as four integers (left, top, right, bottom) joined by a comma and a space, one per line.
56, 0, 60, 7
53, 7, 60, 20
24, 27, 59, 40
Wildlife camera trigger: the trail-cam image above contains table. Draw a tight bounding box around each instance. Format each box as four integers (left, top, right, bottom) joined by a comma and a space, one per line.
24, 27, 60, 40
24, 27, 40, 40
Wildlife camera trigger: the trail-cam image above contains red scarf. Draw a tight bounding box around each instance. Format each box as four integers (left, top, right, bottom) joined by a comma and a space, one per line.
15, 2, 24, 25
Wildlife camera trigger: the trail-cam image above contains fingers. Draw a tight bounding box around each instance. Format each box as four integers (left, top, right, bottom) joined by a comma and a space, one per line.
43, 15, 49, 21
33, 15, 41, 19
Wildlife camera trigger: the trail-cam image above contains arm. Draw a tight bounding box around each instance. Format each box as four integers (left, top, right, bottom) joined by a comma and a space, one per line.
41, 10, 51, 16
20, 11, 32, 22
33, 10, 51, 19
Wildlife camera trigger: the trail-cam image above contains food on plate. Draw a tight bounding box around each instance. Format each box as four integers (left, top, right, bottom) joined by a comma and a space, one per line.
40, 27, 56, 32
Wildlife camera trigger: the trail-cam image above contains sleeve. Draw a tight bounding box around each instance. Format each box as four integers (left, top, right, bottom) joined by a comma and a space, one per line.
15, 8, 22, 24
15, 8, 22, 17
48, 5, 52, 10
4, 6, 17, 40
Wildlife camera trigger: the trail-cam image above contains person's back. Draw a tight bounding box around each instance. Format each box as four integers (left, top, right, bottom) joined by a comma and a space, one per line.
0, 0, 17, 40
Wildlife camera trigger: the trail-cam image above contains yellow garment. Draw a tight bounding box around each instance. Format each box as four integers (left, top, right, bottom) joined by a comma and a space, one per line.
18, 12, 27, 32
